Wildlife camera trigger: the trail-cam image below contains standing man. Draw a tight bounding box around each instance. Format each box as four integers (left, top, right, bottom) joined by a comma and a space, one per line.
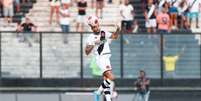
76, 0, 87, 32
134, 70, 150, 101
85, 15, 120, 101
187, 0, 201, 28
163, 46, 185, 78
120, 0, 134, 33
2, 0, 14, 25
59, 3, 71, 44
144, 0, 157, 33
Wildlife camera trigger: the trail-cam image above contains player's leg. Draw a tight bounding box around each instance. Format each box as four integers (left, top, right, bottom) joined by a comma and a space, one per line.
94, 55, 114, 101
102, 55, 115, 101
104, 70, 115, 97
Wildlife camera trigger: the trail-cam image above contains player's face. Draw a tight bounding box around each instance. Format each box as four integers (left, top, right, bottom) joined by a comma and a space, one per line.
140, 71, 145, 77
90, 25, 100, 33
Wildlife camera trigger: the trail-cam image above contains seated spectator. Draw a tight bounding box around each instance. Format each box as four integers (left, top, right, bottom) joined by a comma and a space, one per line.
76, 0, 87, 32
144, 0, 157, 33
96, 0, 104, 18
59, 3, 71, 44
156, 7, 170, 33
49, 0, 60, 25
16, 17, 37, 47
120, 0, 135, 33
187, 0, 201, 29
2, 0, 14, 25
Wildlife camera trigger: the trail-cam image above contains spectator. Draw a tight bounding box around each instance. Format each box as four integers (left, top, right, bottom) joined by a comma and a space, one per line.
16, 17, 37, 47
61, 0, 71, 7
2, 0, 14, 25
158, 0, 166, 10
187, 0, 201, 29
134, 70, 150, 101
141, 0, 158, 12
49, 0, 60, 25
163, 1, 169, 12
15, 0, 20, 13
144, 0, 157, 33
0, 1, 3, 16
76, 0, 87, 32
96, 0, 104, 18
163, 46, 185, 78
178, 0, 189, 30
120, 0, 134, 33
59, 3, 71, 43
167, 0, 180, 30
156, 7, 170, 33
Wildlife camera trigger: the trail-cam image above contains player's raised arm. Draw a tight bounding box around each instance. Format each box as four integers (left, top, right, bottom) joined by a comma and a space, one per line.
85, 45, 94, 55
110, 25, 120, 39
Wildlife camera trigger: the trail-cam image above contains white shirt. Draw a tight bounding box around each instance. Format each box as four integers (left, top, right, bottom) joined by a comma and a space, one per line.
86, 30, 112, 56
119, 4, 134, 21
60, 8, 70, 25
187, 0, 201, 12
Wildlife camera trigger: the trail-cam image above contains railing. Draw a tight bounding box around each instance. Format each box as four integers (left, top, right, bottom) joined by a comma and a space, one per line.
0, 31, 200, 87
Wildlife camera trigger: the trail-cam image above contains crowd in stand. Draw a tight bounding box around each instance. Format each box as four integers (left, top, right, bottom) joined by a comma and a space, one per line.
0, 0, 201, 33
0, 0, 30, 25
141, 0, 201, 33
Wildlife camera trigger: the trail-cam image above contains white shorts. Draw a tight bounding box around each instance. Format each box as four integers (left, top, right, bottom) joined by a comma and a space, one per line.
76, 15, 86, 23
96, 54, 112, 74
3, 5, 14, 17
145, 19, 156, 28
50, 1, 60, 6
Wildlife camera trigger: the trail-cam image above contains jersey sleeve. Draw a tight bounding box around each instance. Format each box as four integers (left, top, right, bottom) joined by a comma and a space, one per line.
86, 35, 95, 46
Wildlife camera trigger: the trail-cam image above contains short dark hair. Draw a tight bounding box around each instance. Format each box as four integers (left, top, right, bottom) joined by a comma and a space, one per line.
140, 70, 146, 75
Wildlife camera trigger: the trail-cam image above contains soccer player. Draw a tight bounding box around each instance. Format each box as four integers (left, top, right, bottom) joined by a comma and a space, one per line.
85, 15, 120, 101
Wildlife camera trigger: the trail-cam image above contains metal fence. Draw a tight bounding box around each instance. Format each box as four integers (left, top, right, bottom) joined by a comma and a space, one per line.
0, 31, 200, 81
